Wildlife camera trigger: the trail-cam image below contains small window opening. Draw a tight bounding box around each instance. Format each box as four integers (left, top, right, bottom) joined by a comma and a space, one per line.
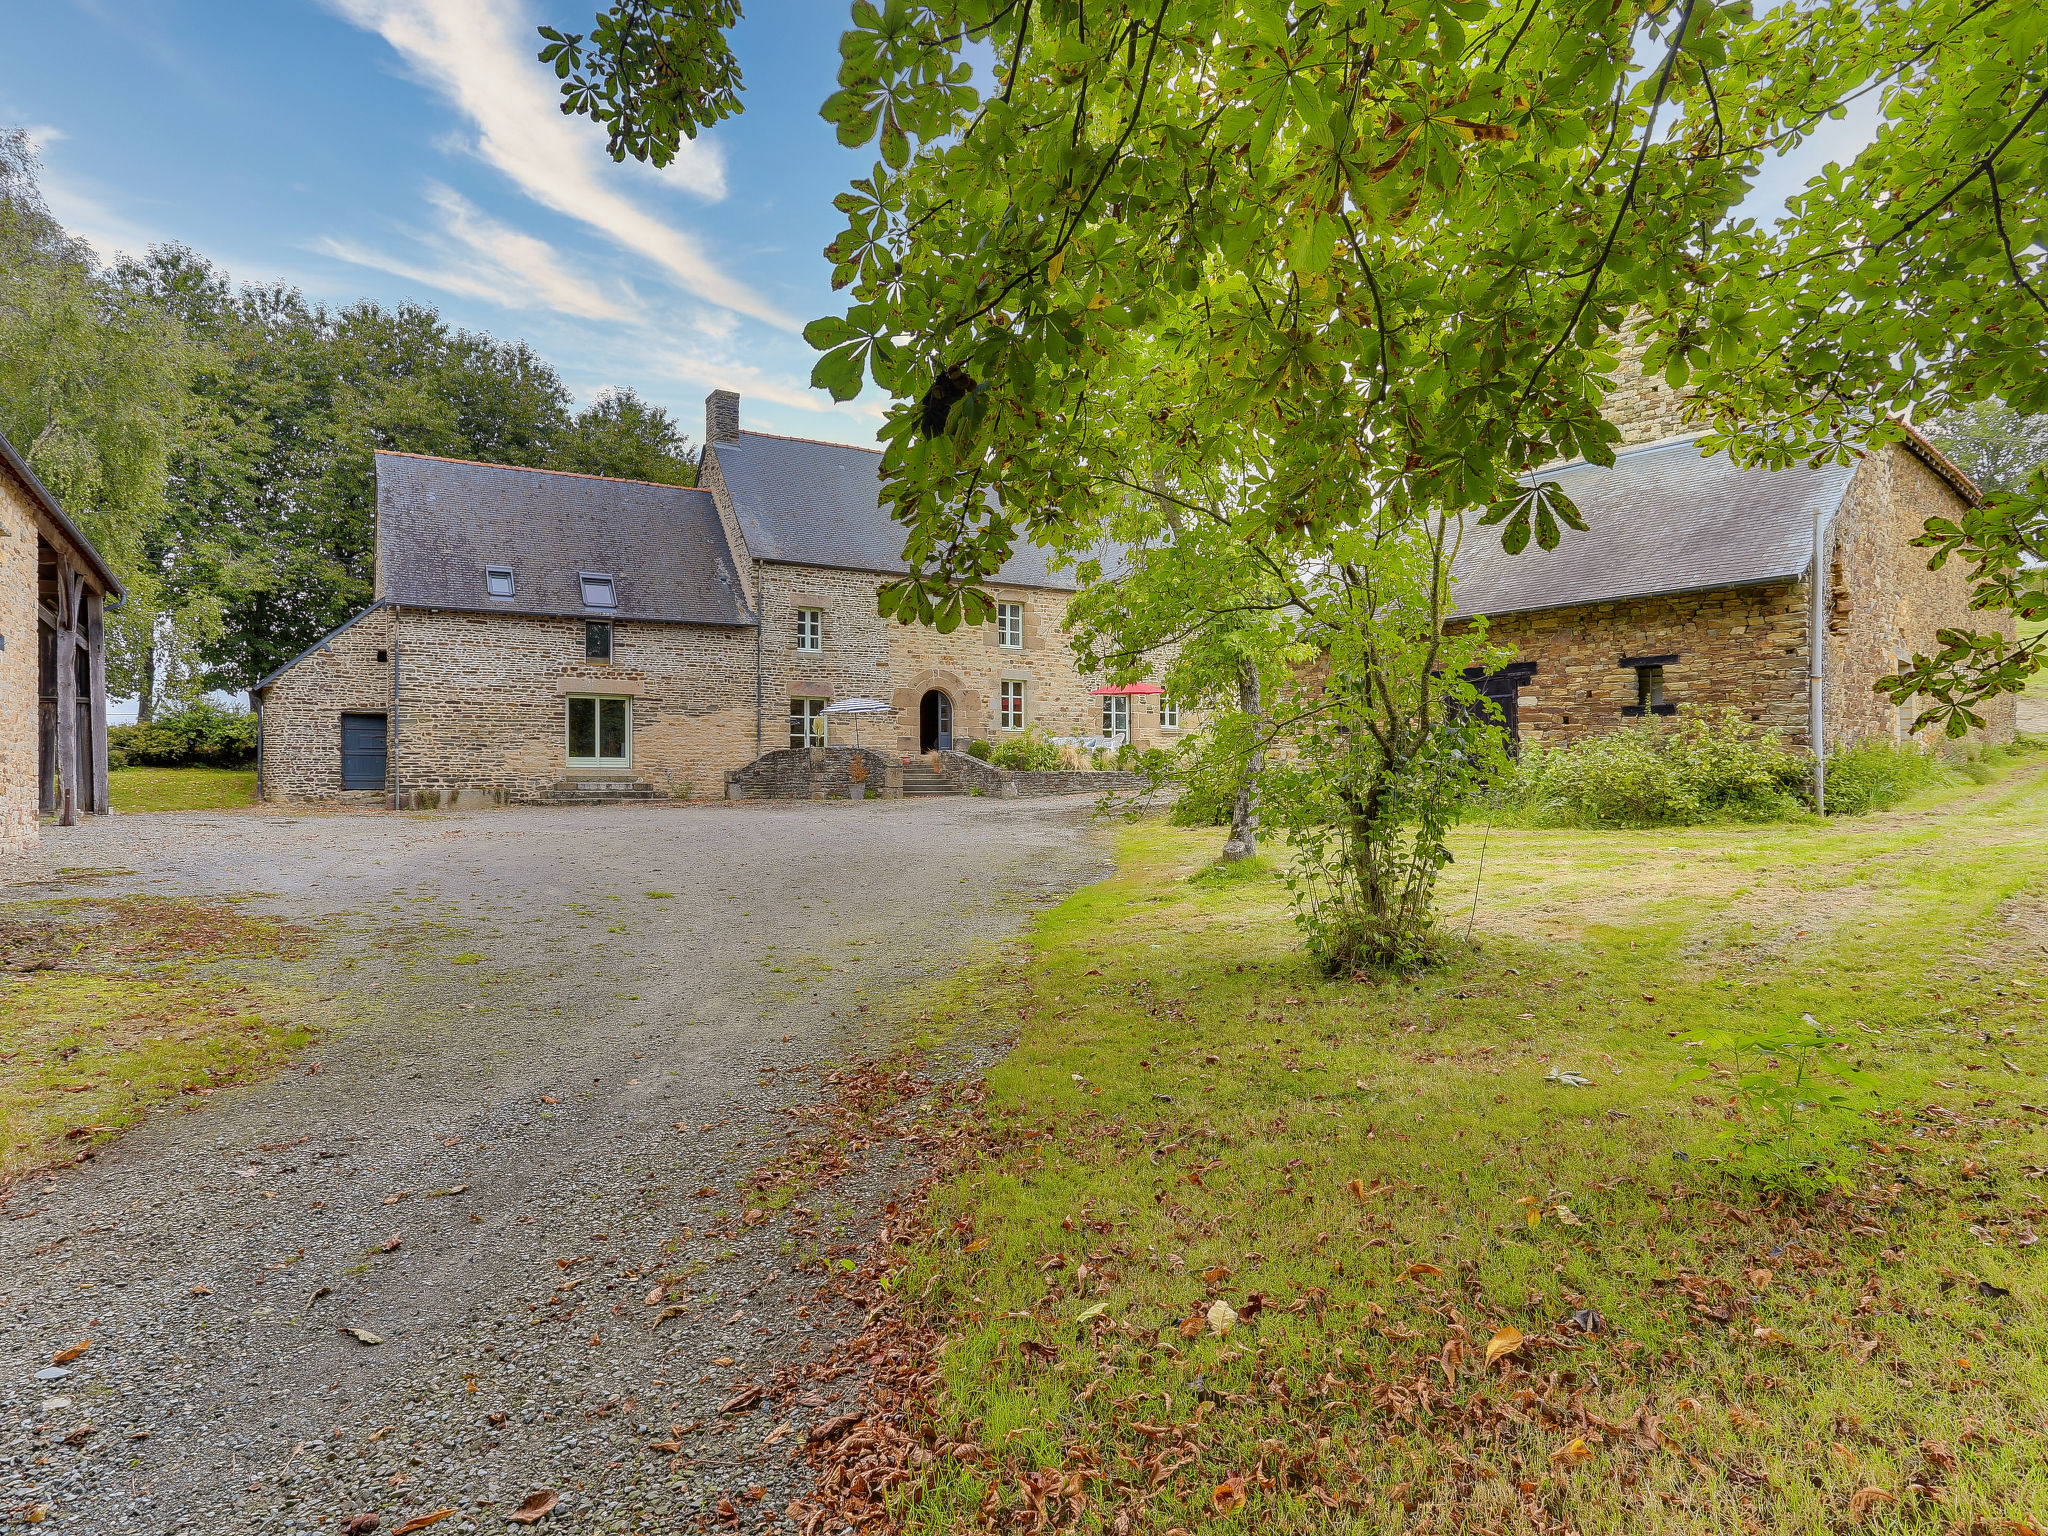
485, 566, 515, 599
585, 620, 612, 661
1619, 653, 1678, 718
1158, 695, 1179, 730
999, 679, 1025, 730
376, 649, 388, 663
795, 607, 823, 653
579, 572, 617, 609
1101, 694, 1130, 740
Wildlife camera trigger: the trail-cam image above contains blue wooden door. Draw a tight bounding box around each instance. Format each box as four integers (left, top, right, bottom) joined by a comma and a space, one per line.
340, 712, 388, 791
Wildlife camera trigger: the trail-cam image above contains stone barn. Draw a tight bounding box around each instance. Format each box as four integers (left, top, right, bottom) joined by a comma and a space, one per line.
253, 391, 1181, 805
1450, 368, 2014, 757
1, 426, 120, 852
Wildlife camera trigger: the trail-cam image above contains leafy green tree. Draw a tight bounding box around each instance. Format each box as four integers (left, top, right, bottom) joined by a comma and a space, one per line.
552, 386, 696, 483
1927, 400, 2048, 499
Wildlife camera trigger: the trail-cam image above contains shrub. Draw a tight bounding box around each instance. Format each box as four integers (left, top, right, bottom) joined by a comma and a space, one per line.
1822, 739, 1950, 814
109, 701, 259, 768
989, 729, 1064, 772
965, 739, 992, 761
1487, 706, 1808, 827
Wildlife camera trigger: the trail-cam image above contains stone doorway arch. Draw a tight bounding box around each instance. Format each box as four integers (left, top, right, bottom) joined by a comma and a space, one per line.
919, 689, 954, 752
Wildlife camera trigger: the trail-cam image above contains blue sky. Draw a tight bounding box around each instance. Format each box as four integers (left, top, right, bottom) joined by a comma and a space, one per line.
4, 1, 1879, 460
4, 0, 883, 447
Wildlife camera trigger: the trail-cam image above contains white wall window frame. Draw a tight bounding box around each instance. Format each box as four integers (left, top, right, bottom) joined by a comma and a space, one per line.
1101, 694, 1130, 739
795, 607, 823, 653
790, 697, 827, 748
998, 678, 1026, 730
1159, 695, 1180, 730
565, 694, 631, 767
485, 566, 515, 599
996, 601, 1024, 650
579, 572, 617, 610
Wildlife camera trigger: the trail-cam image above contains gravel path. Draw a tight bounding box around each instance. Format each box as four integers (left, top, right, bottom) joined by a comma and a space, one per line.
1, 798, 1108, 1535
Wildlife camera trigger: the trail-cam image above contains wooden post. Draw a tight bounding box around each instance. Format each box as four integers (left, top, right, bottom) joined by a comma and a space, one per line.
87, 588, 109, 814
53, 559, 78, 826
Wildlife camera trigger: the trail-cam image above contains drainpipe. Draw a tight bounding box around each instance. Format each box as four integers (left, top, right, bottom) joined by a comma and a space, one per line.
1809, 507, 1828, 815
753, 560, 764, 758
390, 605, 402, 811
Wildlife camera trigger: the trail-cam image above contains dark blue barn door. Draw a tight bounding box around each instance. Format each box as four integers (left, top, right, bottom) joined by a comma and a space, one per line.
340, 712, 388, 791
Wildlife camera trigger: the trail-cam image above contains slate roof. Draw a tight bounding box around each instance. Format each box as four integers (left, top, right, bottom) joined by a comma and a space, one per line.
0, 425, 122, 597
707, 430, 1081, 590
373, 452, 749, 626
1450, 435, 1859, 619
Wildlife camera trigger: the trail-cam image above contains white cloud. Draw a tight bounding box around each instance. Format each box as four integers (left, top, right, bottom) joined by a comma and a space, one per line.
322, 0, 797, 330
317, 183, 638, 321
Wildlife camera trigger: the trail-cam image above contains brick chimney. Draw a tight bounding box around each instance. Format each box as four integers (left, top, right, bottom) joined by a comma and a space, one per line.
705, 389, 740, 445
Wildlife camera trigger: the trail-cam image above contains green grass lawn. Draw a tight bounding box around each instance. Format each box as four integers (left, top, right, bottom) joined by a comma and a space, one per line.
108, 765, 257, 813
829, 759, 2048, 1534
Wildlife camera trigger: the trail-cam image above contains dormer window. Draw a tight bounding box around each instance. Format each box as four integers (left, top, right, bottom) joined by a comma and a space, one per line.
579, 572, 617, 609
485, 566, 515, 599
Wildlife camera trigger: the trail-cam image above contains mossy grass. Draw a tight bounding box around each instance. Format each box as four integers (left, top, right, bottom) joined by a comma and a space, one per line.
108, 765, 258, 813
868, 759, 2048, 1533
0, 895, 313, 1182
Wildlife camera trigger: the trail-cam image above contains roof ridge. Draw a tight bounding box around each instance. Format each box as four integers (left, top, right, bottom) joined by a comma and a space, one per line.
734, 428, 882, 455
1892, 417, 1983, 506
374, 448, 705, 492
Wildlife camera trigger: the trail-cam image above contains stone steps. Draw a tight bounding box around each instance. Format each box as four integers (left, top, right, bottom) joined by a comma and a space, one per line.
539, 779, 670, 805
898, 763, 961, 797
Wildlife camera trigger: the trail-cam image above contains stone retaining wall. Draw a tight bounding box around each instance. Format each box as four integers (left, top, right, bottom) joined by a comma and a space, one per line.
935, 750, 1152, 798
725, 747, 902, 800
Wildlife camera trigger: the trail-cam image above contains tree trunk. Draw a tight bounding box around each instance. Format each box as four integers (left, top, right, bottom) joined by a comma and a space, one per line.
1221, 660, 1263, 862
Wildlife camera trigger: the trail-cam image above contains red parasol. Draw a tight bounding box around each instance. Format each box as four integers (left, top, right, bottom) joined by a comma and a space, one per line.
1088, 682, 1165, 695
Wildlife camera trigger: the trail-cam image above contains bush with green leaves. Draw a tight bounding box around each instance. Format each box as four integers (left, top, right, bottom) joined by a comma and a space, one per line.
1822, 739, 1953, 815
108, 701, 258, 769
987, 729, 1063, 773
1487, 707, 1807, 828
964, 739, 992, 762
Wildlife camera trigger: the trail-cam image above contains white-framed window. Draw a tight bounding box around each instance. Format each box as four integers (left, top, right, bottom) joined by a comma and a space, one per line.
790, 697, 826, 748
1159, 695, 1179, 730
999, 679, 1025, 730
1101, 694, 1129, 739
485, 566, 515, 599
795, 607, 823, 653
996, 601, 1024, 649
566, 695, 630, 766
579, 572, 617, 609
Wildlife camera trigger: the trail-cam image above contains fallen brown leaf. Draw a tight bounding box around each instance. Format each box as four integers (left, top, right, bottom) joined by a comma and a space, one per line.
720, 1384, 765, 1414
1849, 1487, 1896, 1522
51, 1342, 90, 1366
371, 1233, 400, 1254
341, 1516, 379, 1535
1485, 1326, 1523, 1370
1212, 1476, 1247, 1513
1551, 1438, 1593, 1465
507, 1489, 559, 1525
390, 1512, 453, 1535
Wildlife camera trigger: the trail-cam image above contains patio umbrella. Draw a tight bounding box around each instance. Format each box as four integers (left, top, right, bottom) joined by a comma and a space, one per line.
821, 696, 896, 748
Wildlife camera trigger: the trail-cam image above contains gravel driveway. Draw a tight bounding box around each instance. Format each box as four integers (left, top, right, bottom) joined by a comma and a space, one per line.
1, 798, 1108, 1535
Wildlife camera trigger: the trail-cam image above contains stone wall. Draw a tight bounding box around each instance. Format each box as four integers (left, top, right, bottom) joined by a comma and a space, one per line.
755, 563, 1187, 755
1465, 582, 1813, 747
1824, 444, 2015, 747
725, 747, 901, 800
0, 461, 39, 852
257, 605, 397, 804
934, 749, 1152, 799
258, 606, 759, 804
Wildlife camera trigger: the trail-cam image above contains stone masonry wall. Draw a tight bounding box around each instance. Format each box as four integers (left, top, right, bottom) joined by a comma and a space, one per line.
755, 563, 1186, 755
725, 747, 901, 800
0, 462, 40, 853
1466, 582, 1813, 748
257, 605, 396, 804
1825, 444, 2015, 748
934, 749, 1151, 799
259, 606, 759, 803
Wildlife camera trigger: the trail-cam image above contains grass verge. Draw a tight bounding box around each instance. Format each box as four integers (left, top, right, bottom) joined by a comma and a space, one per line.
108, 765, 258, 813
792, 763, 2048, 1535
0, 894, 313, 1186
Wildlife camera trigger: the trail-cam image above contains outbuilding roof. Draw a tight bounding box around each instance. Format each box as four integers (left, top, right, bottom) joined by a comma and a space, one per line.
707, 430, 1081, 591
1450, 435, 1858, 619
373, 452, 750, 626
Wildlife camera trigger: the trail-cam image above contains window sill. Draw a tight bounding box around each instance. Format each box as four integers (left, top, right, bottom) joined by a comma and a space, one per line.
1619, 704, 1678, 717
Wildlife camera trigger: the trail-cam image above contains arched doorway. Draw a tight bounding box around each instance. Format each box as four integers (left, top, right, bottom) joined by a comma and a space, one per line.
919, 689, 953, 752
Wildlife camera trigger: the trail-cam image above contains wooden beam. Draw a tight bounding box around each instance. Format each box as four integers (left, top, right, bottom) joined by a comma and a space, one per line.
87, 588, 108, 814
54, 560, 78, 825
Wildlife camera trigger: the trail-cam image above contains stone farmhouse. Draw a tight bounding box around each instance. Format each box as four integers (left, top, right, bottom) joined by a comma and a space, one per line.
1450, 359, 2016, 756
253, 391, 1181, 805
0, 426, 120, 854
